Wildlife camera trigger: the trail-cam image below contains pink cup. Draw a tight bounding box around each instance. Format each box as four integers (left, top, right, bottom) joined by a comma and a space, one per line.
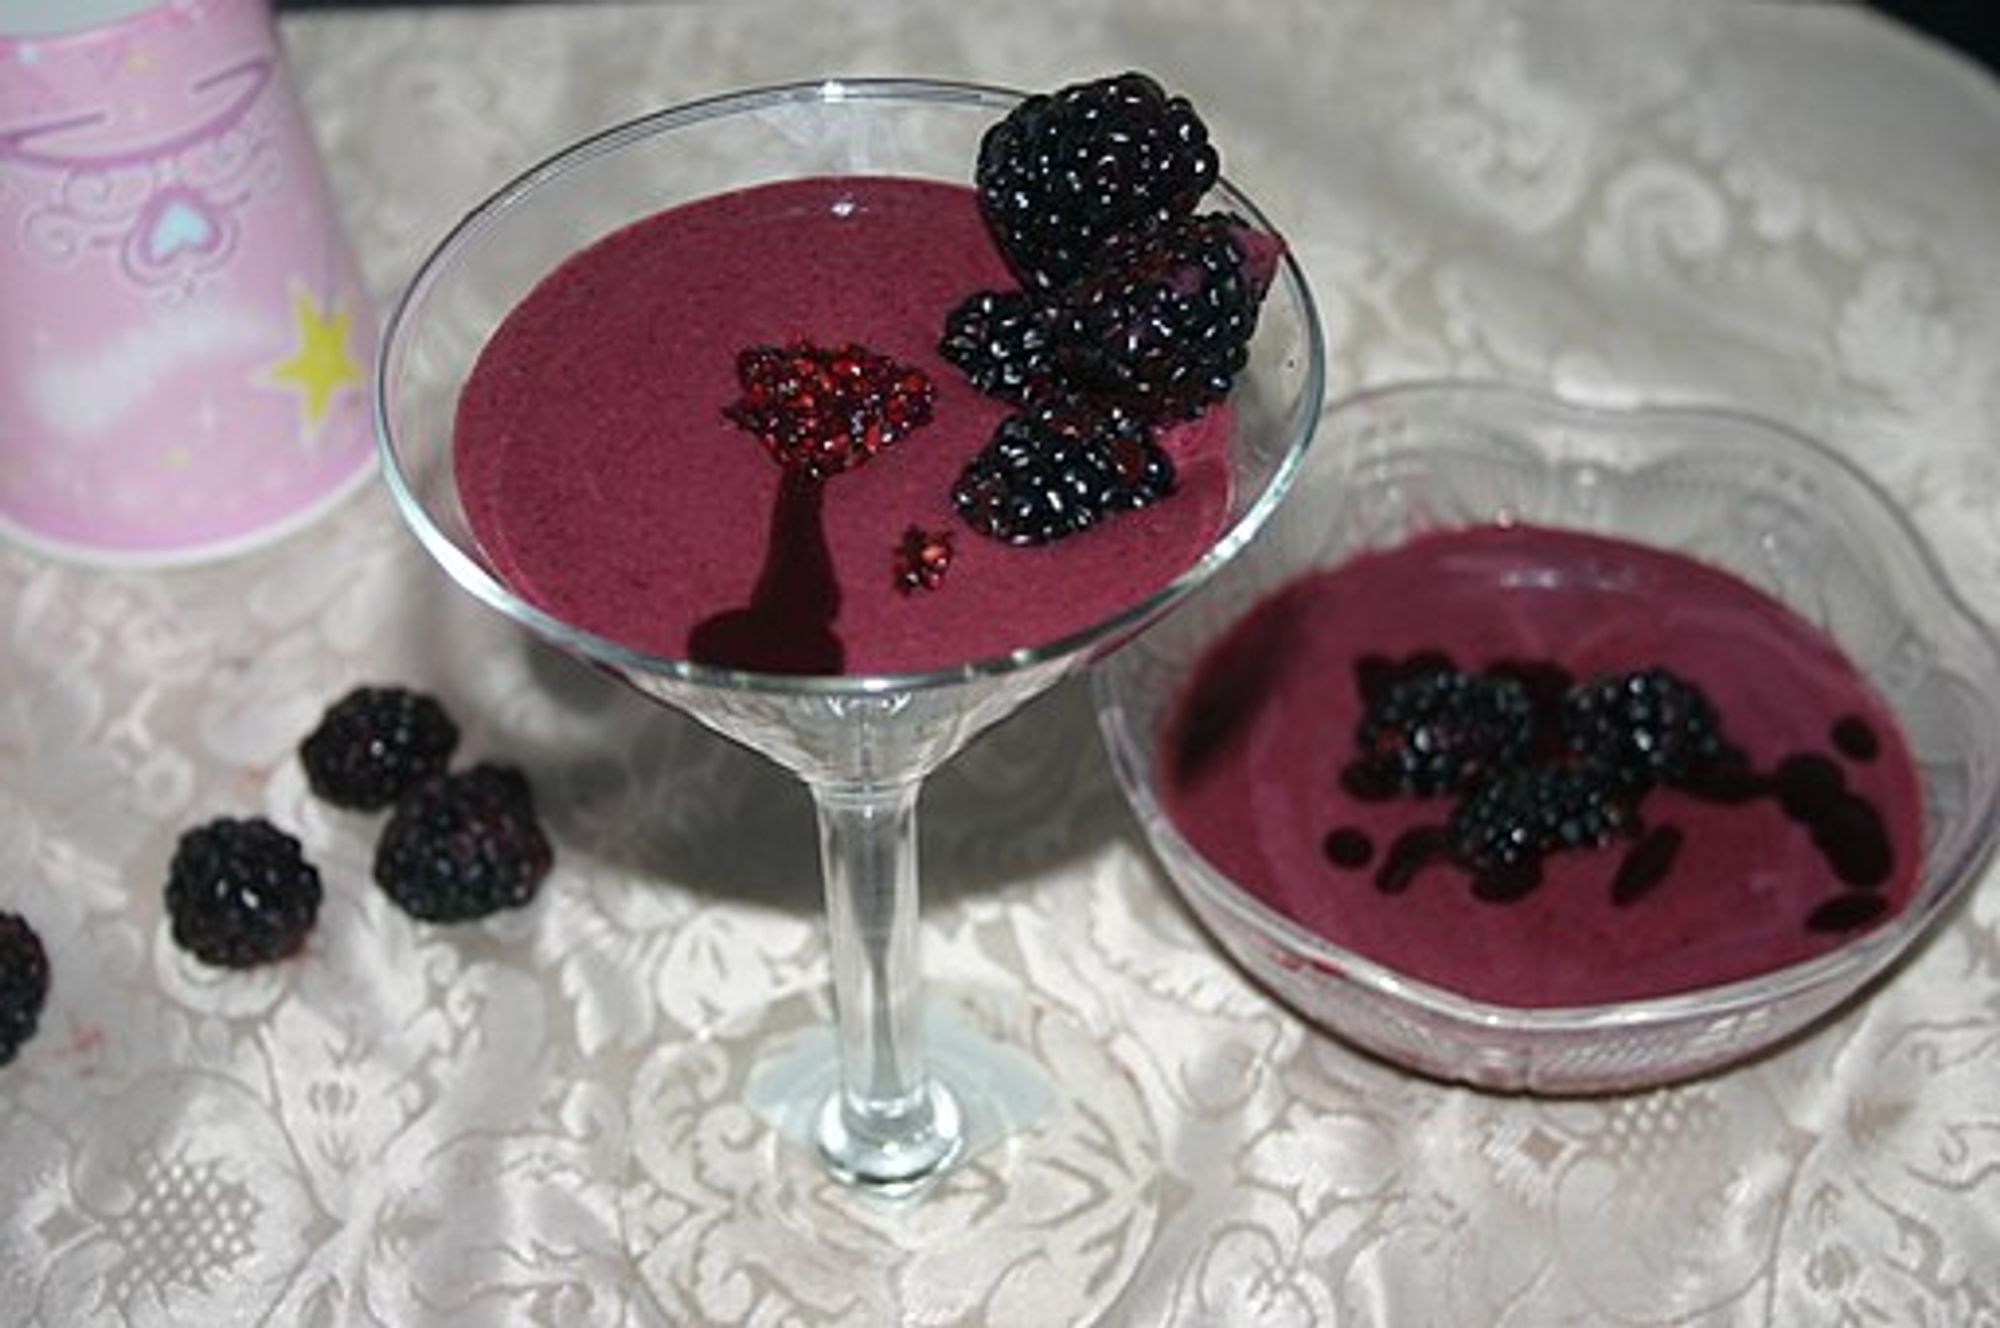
0, 0, 375, 564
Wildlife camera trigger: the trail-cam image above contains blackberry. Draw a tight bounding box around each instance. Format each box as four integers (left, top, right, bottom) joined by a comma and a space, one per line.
165, 818, 322, 967
1058, 212, 1265, 423
300, 685, 460, 810
1354, 669, 1534, 797
375, 763, 554, 923
0, 912, 49, 1067
952, 398, 1175, 545
939, 289, 1066, 402
1562, 668, 1725, 791
977, 71, 1219, 290
1450, 764, 1631, 875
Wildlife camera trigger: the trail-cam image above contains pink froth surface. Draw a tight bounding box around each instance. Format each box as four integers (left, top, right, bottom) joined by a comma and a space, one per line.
453, 177, 1234, 676
1161, 524, 1925, 1008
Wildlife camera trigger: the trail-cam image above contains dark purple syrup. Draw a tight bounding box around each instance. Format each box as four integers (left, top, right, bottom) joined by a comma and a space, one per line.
686, 472, 844, 673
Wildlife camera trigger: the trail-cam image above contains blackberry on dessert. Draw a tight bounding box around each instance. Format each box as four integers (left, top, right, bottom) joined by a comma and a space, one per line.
942, 213, 1268, 423
0, 911, 49, 1067
375, 763, 554, 922
300, 684, 460, 810
953, 396, 1175, 546
166, 817, 323, 967
939, 289, 1067, 403
1056, 211, 1267, 423
1352, 667, 1535, 798
1448, 762, 1632, 877
975, 71, 1218, 290
1561, 668, 1726, 792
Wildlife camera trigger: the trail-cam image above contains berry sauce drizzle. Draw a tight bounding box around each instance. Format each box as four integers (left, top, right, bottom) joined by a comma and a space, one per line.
686, 472, 844, 673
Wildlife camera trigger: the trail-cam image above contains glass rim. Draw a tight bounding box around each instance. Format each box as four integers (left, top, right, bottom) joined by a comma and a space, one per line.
373, 75, 1328, 699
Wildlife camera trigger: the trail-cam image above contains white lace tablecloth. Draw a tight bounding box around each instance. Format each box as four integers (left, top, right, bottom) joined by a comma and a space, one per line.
6, 2, 2000, 1323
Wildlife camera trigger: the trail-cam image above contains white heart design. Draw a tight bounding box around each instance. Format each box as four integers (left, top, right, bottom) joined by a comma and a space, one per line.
145, 198, 219, 263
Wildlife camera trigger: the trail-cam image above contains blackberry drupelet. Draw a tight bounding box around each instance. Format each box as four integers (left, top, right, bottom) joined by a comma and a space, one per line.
976, 71, 1218, 290
300, 685, 460, 811
1450, 764, 1631, 875
892, 526, 954, 594
1562, 668, 1725, 791
1059, 212, 1264, 423
0, 912, 49, 1067
1354, 668, 1535, 797
952, 397, 1176, 545
375, 763, 553, 923
165, 817, 323, 967
939, 288, 1066, 402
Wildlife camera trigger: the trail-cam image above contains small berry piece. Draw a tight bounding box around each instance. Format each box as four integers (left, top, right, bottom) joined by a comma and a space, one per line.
893, 526, 954, 594
1562, 668, 1725, 791
1354, 668, 1534, 797
1449, 764, 1631, 875
723, 340, 934, 479
1059, 212, 1266, 423
939, 289, 1066, 403
166, 818, 322, 968
977, 71, 1219, 290
375, 764, 554, 923
0, 912, 50, 1067
953, 398, 1175, 546
300, 685, 460, 811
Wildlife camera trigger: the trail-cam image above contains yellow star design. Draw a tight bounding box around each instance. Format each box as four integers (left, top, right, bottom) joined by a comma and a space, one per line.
267, 285, 364, 432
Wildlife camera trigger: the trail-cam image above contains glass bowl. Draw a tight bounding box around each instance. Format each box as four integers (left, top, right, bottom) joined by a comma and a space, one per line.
1092, 380, 2000, 1094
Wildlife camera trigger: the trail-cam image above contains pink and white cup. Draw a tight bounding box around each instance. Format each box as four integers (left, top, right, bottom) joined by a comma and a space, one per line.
0, 0, 375, 564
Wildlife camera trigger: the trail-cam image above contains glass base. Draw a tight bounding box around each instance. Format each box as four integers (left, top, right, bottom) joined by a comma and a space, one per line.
620, 986, 1161, 1325
813, 1078, 965, 1196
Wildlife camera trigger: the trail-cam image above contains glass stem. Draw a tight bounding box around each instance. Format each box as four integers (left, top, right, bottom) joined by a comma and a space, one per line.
810, 777, 963, 1191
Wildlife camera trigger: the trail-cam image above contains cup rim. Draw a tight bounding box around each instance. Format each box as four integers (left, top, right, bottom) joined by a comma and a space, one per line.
374, 75, 1327, 699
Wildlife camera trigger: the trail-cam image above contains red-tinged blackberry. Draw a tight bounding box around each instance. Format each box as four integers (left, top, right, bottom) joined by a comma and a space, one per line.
1059, 212, 1266, 423
300, 685, 460, 811
1449, 764, 1631, 875
724, 340, 934, 479
375, 763, 553, 923
1353, 669, 1534, 797
953, 398, 1175, 545
1562, 668, 1725, 792
939, 289, 1066, 402
976, 71, 1219, 290
0, 912, 49, 1067
893, 525, 954, 594
165, 818, 322, 968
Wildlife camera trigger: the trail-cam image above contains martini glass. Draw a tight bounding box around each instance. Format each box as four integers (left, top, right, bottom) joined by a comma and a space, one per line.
377, 78, 1322, 1315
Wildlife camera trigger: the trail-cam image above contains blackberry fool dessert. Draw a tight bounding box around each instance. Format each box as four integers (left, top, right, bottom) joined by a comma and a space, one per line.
452, 73, 1283, 675
1163, 525, 1924, 1008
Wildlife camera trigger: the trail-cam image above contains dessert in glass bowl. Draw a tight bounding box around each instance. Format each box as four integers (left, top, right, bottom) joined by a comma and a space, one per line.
378, 74, 1323, 1315
1095, 381, 2000, 1093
